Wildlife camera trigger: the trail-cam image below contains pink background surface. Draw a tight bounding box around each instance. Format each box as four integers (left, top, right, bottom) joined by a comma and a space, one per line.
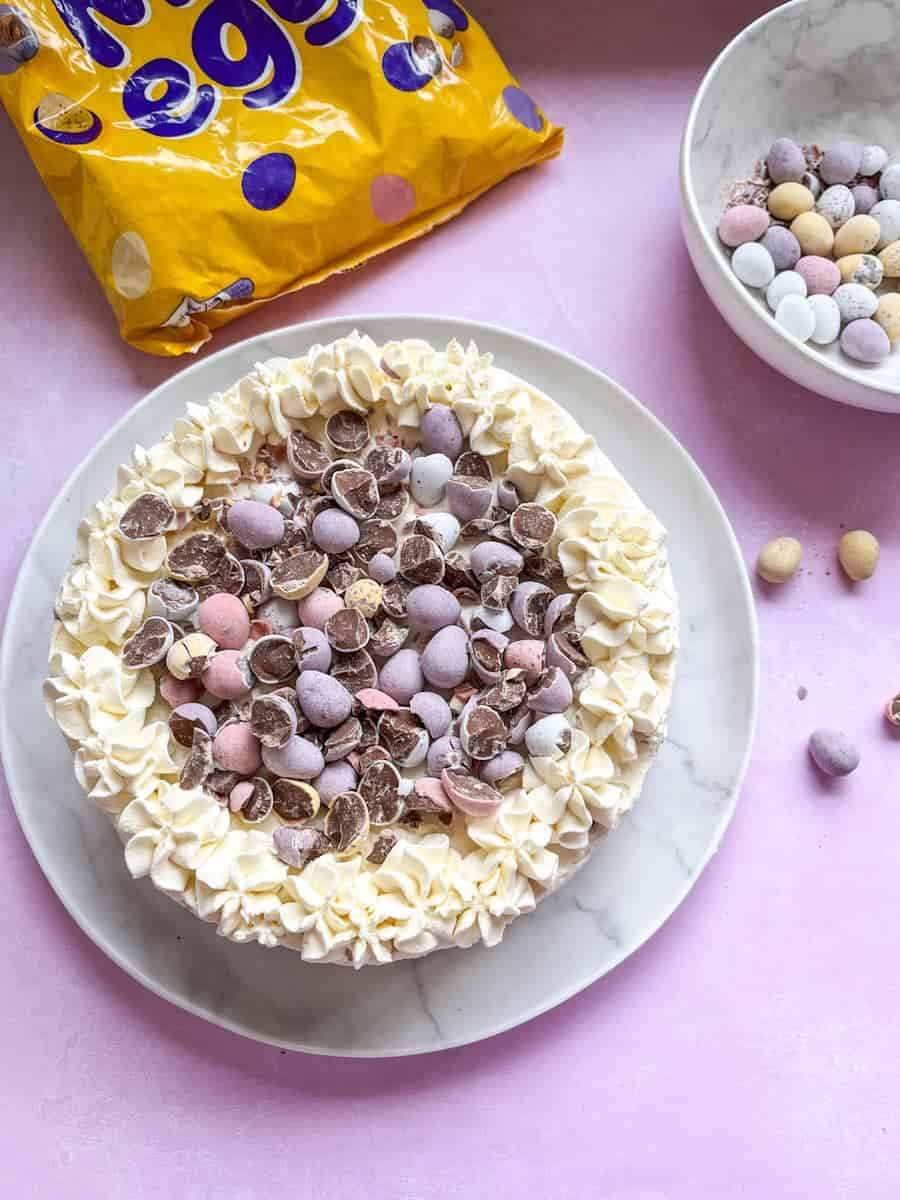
2, 2, 898, 1195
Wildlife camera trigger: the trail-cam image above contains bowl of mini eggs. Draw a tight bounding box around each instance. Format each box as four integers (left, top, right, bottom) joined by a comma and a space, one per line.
680, 0, 900, 413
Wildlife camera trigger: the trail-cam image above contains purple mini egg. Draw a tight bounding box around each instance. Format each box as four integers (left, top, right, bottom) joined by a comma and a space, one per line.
840, 318, 891, 363
427, 734, 465, 777
296, 670, 353, 728
406, 584, 461, 634
765, 137, 806, 185
368, 552, 397, 584
410, 691, 453, 738
420, 405, 464, 459
795, 255, 840, 296
717, 204, 770, 248
446, 475, 493, 522
262, 734, 325, 780
227, 499, 285, 550
294, 626, 332, 674
480, 750, 525, 788
852, 184, 879, 216
421, 625, 470, 688
760, 225, 802, 271
496, 478, 520, 512
313, 761, 358, 804
312, 508, 360, 554
819, 141, 862, 186
378, 648, 425, 704
527, 667, 574, 714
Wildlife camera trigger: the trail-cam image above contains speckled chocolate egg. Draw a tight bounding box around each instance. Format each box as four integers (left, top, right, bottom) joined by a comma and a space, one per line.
816, 184, 855, 230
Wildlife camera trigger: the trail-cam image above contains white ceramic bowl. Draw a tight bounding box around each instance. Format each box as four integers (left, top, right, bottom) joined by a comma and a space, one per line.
680, 0, 900, 414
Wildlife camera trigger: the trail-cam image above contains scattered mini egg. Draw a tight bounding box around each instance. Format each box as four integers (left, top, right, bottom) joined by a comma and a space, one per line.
837, 529, 879, 580
756, 536, 802, 583
808, 728, 860, 777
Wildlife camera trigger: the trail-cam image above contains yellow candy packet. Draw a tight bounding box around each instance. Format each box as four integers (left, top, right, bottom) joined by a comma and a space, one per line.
0, 0, 562, 355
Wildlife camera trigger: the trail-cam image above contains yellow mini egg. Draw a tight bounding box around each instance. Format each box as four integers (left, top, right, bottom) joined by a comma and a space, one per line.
768, 182, 815, 221
875, 293, 900, 344
838, 530, 879, 582
344, 577, 383, 618
836, 253, 883, 289
833, 214, 880, 258
756, 537, 802, 584
790, 211, 834, 257
878, 240, 900, 278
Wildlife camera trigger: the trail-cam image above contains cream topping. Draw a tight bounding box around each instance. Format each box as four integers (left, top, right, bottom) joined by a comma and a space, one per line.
45, 332, 678, 966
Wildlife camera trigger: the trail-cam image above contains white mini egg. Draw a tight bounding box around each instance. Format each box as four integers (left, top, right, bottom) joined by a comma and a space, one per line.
806, 294, 841, 345
870, 199, 900, 249
816, 185, 855, 230
409, 453, 453, 507
860, 144, 888, 176
833, 283, 878, 323
417, 511, 460, 553
525, 714, 572, 759
774, 293, 815, 341
879, 163, 900, 201
766, 270, 807, 311
731, 241, 775, 288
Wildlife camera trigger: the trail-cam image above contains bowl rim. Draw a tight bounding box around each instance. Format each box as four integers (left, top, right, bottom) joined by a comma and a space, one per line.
679, 0, 900, 399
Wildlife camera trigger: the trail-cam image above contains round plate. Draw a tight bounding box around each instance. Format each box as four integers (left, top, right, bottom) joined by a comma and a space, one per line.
1, 316, 757, 1056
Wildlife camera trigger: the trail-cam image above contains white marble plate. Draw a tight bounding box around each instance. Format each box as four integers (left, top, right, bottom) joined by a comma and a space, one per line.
1, 316, 757, 1056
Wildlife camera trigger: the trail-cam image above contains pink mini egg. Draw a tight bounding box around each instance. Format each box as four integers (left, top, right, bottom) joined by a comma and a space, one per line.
503, 639, 545, 683
296, 587, 344, 631
203, 649, 252, 700
213, 722, 262, 775
795, 255, 840, 295
197, 592, 251, 650
717, 204, 770, 248
159, 674, 202, 708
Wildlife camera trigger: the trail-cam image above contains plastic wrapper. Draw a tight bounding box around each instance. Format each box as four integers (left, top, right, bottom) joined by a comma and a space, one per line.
0, 0, 562, 354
